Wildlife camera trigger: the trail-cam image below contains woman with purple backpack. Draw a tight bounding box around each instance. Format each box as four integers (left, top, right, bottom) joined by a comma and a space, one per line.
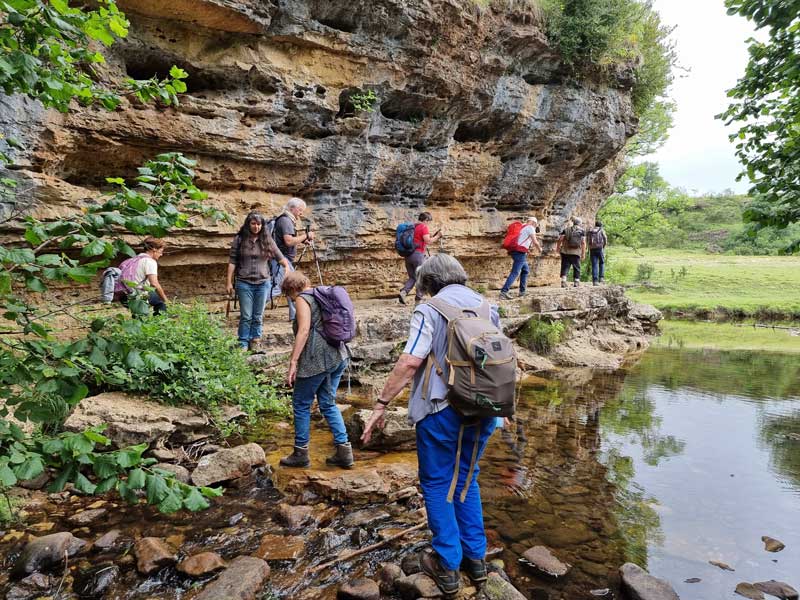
115, 237, 169, 316
279, 271, 354, 469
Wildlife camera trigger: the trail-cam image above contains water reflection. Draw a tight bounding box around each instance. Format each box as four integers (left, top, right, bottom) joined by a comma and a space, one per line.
481, 347, 800, 599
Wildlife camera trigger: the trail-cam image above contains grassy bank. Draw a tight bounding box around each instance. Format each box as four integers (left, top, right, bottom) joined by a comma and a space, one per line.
606, 249, 800, 320
655, 320, 800, 354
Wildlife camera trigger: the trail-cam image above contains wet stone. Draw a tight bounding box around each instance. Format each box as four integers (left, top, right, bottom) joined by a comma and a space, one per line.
177, 551, 227, 577
736, 583, 766, 600
754, 580, 798, 600
68, 508, 107, 526
154, 463, 191, 483
276, 502, 314, 530
92, 529, 122, 552
73, 563, 120, 598
395, 572, 443, 598
6, 573, 56, 600
483, 572, 527, 600
190, 442, 267, 487
194, 555, 270, 600
12, 531, 87, 578
619, 563, 680, 600
338, 577, 380, 600
253, 533, 305, 561
134, 537, 176, 575
762, 536, 786, 553
401, 552, 421, 575
520, 546, 571, 577
341, 507, 391, 528
228, 512, 245, 526
377, 563, 403, 594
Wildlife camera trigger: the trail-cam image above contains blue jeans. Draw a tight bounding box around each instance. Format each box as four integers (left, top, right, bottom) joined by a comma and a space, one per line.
590, 249, 605, 282
416, 406, 496, 570
236, 280, 269, 348
269, 259, 295, 320
500, 251, 530, 294
292, 360, 349, 448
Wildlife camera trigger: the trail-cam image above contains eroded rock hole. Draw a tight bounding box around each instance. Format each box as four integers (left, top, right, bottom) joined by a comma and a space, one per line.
453, 122, 496, 143
316, 17, 357, 33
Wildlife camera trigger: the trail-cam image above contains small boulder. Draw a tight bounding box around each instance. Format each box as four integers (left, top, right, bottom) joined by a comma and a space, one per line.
276, 503, 314, 530
338, 578, 380, 600
18, 472, 49, 490
377, 563, 404, 594
73, 564, 120, 598
484, 572, 527, 600
754, 580, 798, 600
194, 555, 270, 600
92, 529, 122, 552
401, 553, 421, 575
253, 534, 305, 561
520, 546, 571, 577
395, 573, 443, 598
68, 508, 107, 526
191, 443, 266, 487
342, 507, 391, 528
12, 531, 87, 578
154, 463, 191, 484
134, 537, 176, 575
6, 573, 56, 600
347, 408, 416, 450
761, 536, 786, 553
177, 552, 226, 577
619, 563, 679, 600
710, 560, 735, 571
736, 583, 765, 600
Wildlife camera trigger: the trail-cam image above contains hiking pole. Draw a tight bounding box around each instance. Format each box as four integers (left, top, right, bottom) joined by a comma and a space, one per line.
309, 241, 323, 286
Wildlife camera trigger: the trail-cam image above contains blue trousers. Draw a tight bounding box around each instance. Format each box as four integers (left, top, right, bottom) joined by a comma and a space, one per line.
590, 249, 605, 282
269, 259, 296, 320
500, 251, 530, 294
292, 360, 349, 448
235, 280, 269, 348
416, 406, 496, 570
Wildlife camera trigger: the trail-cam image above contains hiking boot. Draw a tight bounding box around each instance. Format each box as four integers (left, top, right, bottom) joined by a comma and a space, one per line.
398, 292, 407, 305
573, 280, 580, 288
592, 281, 598, 286
279, 446, 310, 468
519, 290, 527, 297
461, 556, 488, 583
248, 337, 262, 352
599, 278, 605, 284
421, 550, 461, 597
325, 443, 354, 468
499, 291, 511, 300
560, 279, 568, 288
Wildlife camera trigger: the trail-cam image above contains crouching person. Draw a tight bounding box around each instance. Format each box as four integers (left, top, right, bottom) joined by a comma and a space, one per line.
279, 271, 353, 469
361, 254, 516, 597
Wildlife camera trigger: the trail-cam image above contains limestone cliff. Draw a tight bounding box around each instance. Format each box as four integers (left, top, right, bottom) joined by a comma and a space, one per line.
1, 0, 637, 297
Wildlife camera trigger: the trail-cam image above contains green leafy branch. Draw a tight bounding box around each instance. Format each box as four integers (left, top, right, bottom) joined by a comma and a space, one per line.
0, 421, 222, 514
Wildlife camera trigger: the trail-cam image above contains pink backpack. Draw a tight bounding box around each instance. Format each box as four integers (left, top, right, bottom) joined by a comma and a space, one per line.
114, 254, 148, 294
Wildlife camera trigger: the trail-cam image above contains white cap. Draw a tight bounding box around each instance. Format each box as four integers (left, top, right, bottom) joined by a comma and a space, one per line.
526, 216, 538, 223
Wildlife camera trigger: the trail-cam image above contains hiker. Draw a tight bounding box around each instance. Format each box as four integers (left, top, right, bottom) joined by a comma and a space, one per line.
499, 216, 542, 300
114, 237, 169, 316
362, 254, 516, 597
226, 211, 291, 351
270, 197, 316, 320
587, 219, 608, 285
279, 271, 353, 469
397, 211, 442, 304
556, 216, 586, 288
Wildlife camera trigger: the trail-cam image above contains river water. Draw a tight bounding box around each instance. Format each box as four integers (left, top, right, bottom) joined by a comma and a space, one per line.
481, 345, 800, 598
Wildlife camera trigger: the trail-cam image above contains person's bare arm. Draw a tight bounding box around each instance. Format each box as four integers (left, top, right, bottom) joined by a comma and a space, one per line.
361, 353, 424, 444
146, 274, 168, 303
286, 296, 311, 386
556, 235, 564, 253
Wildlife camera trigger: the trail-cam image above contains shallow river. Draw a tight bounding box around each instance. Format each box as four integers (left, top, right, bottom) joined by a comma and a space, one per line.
482, 345, 800, 598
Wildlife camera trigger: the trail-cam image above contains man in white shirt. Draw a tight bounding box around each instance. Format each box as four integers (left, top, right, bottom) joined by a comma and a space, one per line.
499, 216, 541, 300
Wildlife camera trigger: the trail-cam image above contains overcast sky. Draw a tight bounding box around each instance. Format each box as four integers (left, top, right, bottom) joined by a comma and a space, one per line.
648, 0, 756, 194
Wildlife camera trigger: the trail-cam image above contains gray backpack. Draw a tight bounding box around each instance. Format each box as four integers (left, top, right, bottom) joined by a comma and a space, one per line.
422, 297, 517, 419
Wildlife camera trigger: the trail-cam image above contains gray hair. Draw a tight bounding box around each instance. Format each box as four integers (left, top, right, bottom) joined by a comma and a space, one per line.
285, 197, 307, 212
572, 216, 583, 225
416, 254, 468, 296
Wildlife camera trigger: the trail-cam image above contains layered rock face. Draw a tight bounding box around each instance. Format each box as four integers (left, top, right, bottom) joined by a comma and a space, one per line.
1, 0, 637, 297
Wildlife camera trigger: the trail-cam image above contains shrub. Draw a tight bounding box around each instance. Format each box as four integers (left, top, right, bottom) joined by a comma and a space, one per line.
607, 258, 634, 283
517, 318, 566, 354
350, 90, 378, 112
635, 262, 655, 281
99, 304, 288, 429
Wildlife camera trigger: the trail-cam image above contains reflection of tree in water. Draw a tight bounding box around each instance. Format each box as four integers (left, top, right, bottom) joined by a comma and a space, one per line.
760, 410, 800, 492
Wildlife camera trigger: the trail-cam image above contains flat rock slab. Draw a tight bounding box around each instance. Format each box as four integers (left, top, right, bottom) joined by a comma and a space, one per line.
520, 545, 571, 577
484, 572, 527, 600
338, 577, 380, 600
736, 583, 766, 600
177, 552, 226, 577
12, 532, 87, 578
253, 534, 305, 561
68, 508, 107, 526
342, 507, 391, 528
134, 537, 176, 575
276, 503, 315, 531
194, 555, 270, 600
347, 408, 416, 450
6, 573, 57, 600
395, 572, 443, 598
619, 563, 680, 600
762, 536, 786, 553
191, 443, 267, 486
754, 580, 798, 600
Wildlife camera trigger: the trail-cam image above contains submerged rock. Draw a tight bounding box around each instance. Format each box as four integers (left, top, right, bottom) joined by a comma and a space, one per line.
92, 529, 122, 552
276, 503, 315, 530
710, 560, 735, 571
761, 536, 786, 553
177, 551, 226, 577
736, 583, 765, 600
194, 555, 270, 600
134, 537, 176, 575
619, 563, 680, 600
753, 580, 798, 600
6, 573, 56, 600
484, 572, 527, 600
253, 533, 305, 561
12, 531, 87, 578
338, 578, 380, 600
191, 443, 267, 486
73, 563, 120, 599
342, 507, 391, 528
520, 545, 571, 577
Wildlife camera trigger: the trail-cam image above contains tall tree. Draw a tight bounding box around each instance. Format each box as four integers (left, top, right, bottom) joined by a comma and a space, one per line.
720, 0, 800, 251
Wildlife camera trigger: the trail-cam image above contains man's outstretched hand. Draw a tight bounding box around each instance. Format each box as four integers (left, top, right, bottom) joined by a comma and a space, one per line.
360, 404, 386, 445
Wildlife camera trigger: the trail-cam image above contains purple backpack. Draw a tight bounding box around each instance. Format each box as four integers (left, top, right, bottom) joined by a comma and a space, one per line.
306, 286, 356, 345
114, 254, 147, 294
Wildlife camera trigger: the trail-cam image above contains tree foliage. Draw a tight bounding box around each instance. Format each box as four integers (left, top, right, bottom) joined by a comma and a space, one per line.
720, 0, 800, 251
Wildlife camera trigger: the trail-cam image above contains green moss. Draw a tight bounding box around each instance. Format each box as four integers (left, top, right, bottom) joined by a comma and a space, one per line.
517, 318, 566, 354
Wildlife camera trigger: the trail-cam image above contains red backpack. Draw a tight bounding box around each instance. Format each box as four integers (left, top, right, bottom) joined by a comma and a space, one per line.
502, 222, 526, 254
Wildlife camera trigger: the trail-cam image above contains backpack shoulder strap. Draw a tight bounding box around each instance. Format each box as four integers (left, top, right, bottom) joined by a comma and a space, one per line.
427, 297, 491, 321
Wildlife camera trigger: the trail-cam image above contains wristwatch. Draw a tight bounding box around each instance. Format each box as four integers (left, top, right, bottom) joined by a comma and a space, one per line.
376, 397, 390, 406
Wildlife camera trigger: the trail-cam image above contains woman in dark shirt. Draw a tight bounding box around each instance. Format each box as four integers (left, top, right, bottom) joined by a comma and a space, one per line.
279, 271, 353, 469
226, 212, 289, 350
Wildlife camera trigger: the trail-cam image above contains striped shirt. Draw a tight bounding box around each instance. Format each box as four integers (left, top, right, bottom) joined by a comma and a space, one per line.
229, 234, 285, 284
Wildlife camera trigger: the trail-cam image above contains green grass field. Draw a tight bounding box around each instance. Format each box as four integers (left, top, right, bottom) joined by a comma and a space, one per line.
606, 249, 800, 319
655, 320, 800, 353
